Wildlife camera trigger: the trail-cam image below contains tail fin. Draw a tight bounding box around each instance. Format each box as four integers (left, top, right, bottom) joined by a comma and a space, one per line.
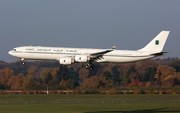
138, 31, 170, 52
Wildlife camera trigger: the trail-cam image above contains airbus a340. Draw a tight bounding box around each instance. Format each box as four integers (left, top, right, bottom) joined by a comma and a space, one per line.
9, 31, 170, 70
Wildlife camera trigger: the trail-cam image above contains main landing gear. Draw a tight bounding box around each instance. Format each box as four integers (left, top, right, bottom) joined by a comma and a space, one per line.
85, 63, 95, 70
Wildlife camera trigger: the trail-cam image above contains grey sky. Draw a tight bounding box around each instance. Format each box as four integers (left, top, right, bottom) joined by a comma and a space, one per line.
0, 0, 180, 62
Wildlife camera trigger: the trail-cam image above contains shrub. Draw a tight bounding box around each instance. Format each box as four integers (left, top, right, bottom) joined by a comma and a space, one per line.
57, 90, 61, 94
166, 89, 172, 94
145, 88, 154, 94
172, 91, 176, 94
123, 91, 129, 94
99, 90, 106, 94
49, 90, 56, 94
159, 90, 164, 94
108, 89, 117, 94
73, 89, 83, 94
23, 90, 26, 95
66, 89, 72, 94
26, 90, 30, 95
133, 88, 145, 94
84, 90, 100, 94
34, 90, 38, 95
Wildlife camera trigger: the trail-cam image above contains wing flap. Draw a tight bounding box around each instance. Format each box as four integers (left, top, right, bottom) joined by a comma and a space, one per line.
90, 46, 116, 57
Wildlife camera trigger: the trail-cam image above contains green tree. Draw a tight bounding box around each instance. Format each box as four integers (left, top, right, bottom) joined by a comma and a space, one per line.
40, 68, 52, 84
127, 66, 136, 75
149, 67, 157, 82
169, 60, 180, 72
111, 65, 119, 75
69, 67, 79, 88
89, 64, 101, 76
173, 77, 180, 86
103, 71, 111, 80
111, 65, 120, 84
56, 65, 70, 81
122, 73, 131, 84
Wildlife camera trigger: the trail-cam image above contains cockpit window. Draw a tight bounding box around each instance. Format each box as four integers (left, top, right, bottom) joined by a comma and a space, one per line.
13, 49, 16, 51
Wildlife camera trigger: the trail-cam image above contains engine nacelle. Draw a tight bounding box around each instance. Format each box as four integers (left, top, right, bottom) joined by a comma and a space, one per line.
59, 57, 74, 65
75, 55, 90, 62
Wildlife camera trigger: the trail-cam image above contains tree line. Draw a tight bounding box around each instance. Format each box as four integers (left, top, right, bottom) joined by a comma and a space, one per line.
0, 58, 180, 90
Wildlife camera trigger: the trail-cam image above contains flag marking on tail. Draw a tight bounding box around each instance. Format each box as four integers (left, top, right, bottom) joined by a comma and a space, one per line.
155, 40, 159, 45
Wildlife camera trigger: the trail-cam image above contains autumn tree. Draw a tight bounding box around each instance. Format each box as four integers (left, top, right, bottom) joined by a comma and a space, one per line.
48, 76, 59, 89
129, 78, 140, 87
78, 68, 89, 82
135, 60, 158, 80
23, 71, 36, 90
81, 76, 108, 89
0, 68, 15, 89
162, 75, 174, 87
89, 64, 101, 77
13, 73, 24, 89
154, 65, 176, 84
59, 79, 72, 89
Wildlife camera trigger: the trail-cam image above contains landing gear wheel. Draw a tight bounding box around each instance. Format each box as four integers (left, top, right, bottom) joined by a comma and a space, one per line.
85, 65, 89, 69
85, 64, 90, 69
91, 64, 95, 68
86, 64, 95, 70
89, 67, 93, 70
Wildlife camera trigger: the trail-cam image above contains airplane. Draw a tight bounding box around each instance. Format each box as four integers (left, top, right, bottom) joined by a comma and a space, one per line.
8, 31, 170, 70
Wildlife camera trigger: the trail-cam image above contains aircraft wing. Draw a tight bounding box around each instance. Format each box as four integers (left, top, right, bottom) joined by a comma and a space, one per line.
89, 46, 116, 59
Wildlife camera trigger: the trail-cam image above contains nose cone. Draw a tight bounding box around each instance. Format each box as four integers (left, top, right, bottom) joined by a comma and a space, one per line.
8, 50, 13, 56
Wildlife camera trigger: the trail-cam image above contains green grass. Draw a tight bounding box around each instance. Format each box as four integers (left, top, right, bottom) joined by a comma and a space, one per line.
0, 103, 180, 113
0, 94, 180, 103
0, 94, 180, 113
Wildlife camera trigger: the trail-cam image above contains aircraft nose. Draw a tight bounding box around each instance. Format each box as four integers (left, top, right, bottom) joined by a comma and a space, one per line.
8, 50, 13, 55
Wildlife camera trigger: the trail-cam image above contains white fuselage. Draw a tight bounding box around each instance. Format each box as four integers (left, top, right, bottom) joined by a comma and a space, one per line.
8, 31, 170, 70
8, 46, 155, 63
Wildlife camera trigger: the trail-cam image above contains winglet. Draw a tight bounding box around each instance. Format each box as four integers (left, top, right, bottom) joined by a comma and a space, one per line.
110, 46, 116, 50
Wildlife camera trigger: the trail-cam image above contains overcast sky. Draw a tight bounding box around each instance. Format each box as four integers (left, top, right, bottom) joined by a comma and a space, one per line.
0, 0, 180, 62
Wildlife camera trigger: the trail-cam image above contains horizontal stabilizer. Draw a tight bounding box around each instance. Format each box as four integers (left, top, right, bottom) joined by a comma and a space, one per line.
150, 51, 169, 56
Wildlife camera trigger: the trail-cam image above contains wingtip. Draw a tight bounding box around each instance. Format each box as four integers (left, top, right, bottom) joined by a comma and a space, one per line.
112, 46, 116, 49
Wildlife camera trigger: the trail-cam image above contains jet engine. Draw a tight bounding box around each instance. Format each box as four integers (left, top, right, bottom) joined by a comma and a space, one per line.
75, 55, 90, 62
59, 57, 74, 65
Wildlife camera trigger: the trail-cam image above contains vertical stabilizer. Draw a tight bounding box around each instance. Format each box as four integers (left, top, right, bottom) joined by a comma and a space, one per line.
138, 31, 170, 52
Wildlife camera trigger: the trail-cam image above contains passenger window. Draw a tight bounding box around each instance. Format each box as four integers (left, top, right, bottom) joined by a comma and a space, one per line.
13, 49, 16, 51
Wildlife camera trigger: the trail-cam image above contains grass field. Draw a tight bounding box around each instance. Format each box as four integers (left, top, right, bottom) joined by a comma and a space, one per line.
0, 103, 180, 113
0, 94, 180, 113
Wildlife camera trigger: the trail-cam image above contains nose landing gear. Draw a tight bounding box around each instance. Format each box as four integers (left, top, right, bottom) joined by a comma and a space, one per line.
21, 58, 25, 65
